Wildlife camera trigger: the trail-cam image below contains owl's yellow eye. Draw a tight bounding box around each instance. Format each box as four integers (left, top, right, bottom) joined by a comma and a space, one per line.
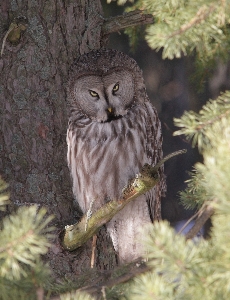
89, 90, 99, 97
112, 83, 119, 93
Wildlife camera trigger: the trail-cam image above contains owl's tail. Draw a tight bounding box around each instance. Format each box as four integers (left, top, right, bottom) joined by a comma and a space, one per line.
106, 194, 151, 264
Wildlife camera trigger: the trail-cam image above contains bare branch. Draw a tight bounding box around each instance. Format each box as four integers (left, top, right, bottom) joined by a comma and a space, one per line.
185, 204, 214, 240
102, 9, 153, 36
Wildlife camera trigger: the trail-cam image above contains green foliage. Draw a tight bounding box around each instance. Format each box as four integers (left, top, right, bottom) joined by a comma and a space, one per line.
174, 91, 230, 214
127, 218, 230, 300
143, 0, 229, 61
60, 290, 95, 300
124, 26, 145, 52
0, 180, 94, 300
174, 91, 230, 151
0, 198, 54, 300
110, 0, 230, 88
112, 0, 230, 62
0, 206, 54, 280
0, 178, 10, 210
179, 168, 208, 210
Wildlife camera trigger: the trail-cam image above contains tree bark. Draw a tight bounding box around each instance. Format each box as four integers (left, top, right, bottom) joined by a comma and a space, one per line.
0, 0, 103, 221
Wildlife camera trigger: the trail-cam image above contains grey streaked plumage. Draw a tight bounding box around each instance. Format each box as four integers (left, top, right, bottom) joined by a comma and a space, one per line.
67, 48, 165, 263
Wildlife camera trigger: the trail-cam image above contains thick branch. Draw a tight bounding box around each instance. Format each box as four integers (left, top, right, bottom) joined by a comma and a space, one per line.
60, 150, 186, 251
102, 9, 153, 36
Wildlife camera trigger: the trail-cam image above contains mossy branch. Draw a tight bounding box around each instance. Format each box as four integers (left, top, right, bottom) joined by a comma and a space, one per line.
102, 9, 153, 36
60, 149, 187, 251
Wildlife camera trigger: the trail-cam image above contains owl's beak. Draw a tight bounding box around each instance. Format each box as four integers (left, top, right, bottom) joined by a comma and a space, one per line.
107, 107, 113, 113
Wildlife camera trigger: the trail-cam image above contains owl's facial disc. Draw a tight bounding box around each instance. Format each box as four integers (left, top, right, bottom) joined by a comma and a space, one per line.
73, 72, 135, 123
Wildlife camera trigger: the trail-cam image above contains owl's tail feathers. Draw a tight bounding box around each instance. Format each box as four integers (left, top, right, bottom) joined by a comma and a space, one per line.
106, 195, 151, 264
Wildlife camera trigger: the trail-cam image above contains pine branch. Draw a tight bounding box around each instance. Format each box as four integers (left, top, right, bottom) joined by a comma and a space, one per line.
166, 4, 216, 39
60, 150, 186, 251
174, 91, 230, 150
179, 168, 209, 210
0, 206, 54, 280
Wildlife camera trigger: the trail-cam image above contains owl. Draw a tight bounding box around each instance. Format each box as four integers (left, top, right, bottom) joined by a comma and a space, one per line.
67, 48, 165, 264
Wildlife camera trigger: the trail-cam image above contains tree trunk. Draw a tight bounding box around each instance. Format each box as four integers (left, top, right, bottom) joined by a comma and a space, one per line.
0, 0, 115, 279
0, 0, 104, 218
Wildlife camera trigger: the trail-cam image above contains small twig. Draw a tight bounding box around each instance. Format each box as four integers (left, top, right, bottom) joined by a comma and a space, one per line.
91, 234, 97, 269
36, 287, 44, 300
166, 4, 216, 39
153, 149, 187, 170
102, 9, 153, 36
101, 286, 107, 300
178, 209, 202, 235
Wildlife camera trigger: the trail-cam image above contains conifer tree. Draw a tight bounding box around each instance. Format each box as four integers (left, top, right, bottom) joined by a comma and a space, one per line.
2, 0, 230, 299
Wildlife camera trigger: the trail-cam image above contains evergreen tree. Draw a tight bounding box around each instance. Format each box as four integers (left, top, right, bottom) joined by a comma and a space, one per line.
2, 0, 230, 299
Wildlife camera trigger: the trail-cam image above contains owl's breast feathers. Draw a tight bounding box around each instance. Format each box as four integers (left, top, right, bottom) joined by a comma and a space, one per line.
67, 102, 163, 213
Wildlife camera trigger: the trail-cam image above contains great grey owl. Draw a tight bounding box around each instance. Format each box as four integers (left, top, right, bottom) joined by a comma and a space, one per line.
67, 48, 165, 264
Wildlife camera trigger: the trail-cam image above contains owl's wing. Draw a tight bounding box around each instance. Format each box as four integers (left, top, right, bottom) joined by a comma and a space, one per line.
144, 101, 166, 221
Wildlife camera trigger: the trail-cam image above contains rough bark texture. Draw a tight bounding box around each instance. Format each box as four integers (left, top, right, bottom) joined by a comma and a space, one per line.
0, 0, 115, 279
0, 0, 103, 218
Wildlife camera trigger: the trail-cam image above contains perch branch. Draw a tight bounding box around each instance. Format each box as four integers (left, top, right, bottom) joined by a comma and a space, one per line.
102, 9, 153, 36
60, 149, 187, 251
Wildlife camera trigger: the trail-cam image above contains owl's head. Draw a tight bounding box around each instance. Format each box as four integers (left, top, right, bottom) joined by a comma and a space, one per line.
68, 49, 147, 123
